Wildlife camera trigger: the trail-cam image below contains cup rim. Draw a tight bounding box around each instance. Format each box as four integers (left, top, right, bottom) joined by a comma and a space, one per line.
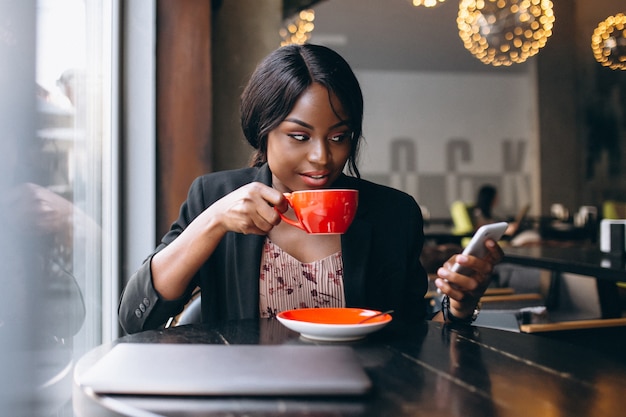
289, 189, 358, 194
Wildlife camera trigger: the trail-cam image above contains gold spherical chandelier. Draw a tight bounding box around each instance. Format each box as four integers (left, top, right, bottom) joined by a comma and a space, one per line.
279, 9, 315, 46
457, 0, 555, 67
591, 13, 626, 71
412, 0, 446, 7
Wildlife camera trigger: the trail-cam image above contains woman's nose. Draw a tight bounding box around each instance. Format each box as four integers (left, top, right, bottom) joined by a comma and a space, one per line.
307, 138, 330, 165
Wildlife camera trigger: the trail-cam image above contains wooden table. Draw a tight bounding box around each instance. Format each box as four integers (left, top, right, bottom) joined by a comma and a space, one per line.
503, 246, 626, 282
73, 319, 626, 417
503, 246, 625, 319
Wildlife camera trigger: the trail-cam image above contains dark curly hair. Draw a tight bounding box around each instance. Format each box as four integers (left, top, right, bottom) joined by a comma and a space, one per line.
240, 44, 364, 178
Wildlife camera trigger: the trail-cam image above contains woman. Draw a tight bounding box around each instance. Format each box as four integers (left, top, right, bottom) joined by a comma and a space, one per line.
473, 184, 522, 237
118, 44, 502, 334
473, 184, 498, 229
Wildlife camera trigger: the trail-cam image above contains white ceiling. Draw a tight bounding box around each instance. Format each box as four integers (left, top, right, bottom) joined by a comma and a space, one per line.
308, 0, 626, 74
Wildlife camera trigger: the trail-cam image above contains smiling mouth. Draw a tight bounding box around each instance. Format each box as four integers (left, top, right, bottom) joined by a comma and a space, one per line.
300, 172, 331, 186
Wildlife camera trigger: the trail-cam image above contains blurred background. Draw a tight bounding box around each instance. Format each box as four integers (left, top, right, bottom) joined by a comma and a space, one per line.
1, 1, 624, 415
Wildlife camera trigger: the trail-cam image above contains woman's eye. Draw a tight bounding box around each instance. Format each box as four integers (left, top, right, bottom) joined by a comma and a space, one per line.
329, 133, 351, 143
288, 133, 308, 142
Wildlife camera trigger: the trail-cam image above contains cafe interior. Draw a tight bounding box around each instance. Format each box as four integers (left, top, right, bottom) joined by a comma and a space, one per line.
2, 0, 626, 416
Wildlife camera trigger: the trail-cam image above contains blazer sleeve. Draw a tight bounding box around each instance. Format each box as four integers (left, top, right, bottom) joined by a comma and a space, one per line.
118, 176, 211, 334
118, 254, 192, 334
118, 168, 269, 333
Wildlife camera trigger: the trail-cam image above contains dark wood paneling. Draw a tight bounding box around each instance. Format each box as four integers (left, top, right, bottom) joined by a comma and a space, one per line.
156, 0, 213, 238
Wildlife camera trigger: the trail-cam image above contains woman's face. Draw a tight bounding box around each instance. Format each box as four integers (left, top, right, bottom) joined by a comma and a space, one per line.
267, 83, 352, 193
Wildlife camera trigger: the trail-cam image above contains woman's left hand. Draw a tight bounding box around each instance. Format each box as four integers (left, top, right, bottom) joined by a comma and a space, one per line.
434, 239, 504, 320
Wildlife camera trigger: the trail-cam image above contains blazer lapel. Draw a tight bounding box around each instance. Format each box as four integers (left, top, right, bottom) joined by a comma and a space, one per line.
230, 233, 265, 319
341, 207, 372, 308
225, 165, 273, 319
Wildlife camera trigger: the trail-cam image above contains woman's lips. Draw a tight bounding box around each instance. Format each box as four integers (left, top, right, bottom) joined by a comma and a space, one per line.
300, 172, 330, 187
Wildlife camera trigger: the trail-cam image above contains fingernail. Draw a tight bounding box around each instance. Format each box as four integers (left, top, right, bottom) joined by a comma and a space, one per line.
438, 268, 449, 278
486, 240, 495, 247
457, 255, 468, 263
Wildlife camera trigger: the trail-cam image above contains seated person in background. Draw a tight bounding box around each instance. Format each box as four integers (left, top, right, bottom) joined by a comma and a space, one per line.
472, 184, 540, 246
118, 44, 504, 334
473, 184, 514, 234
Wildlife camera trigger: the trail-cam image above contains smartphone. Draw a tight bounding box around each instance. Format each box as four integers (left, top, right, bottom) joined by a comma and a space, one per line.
450, 222, 508, 276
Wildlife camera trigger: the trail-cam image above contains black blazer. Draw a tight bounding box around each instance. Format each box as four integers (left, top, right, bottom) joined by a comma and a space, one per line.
119, 164, 428, 334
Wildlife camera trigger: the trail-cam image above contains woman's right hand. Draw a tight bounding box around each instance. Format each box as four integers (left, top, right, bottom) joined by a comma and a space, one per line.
207, 182, 288, 236
151, 182, 288, 300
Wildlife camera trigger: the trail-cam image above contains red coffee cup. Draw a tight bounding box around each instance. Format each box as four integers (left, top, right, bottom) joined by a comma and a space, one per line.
277, 189, 358, 234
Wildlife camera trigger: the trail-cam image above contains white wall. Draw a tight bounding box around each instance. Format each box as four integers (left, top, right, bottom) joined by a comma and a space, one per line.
356, 69, 539, 219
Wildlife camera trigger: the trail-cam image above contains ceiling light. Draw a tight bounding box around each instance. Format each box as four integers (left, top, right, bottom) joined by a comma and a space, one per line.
457, 0, 555, 67
591, 13, 626, 70
279, 9, 315, 47
412, 0, 446, 7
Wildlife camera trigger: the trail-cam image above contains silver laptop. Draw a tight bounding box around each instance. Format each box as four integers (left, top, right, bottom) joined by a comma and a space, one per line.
78, 343, 372, 396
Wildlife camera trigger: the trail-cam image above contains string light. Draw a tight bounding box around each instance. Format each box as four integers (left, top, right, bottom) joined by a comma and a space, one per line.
412, 0, 446, 7
279, 9, 315, 46
591, 13, 626, 70
457, 0, 555, 67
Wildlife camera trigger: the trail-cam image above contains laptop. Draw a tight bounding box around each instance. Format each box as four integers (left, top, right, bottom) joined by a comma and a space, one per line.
78, 343, 372, 396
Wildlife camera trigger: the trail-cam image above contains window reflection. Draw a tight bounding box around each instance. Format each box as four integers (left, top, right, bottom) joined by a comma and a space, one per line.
13, 0, 113, 414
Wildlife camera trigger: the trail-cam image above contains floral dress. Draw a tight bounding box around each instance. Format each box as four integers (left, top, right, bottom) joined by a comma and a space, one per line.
259, 238, 346, 318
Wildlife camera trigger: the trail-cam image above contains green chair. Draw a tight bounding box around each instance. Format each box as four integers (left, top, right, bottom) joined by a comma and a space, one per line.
450, 200, 474, 247
603, 200, 626, 220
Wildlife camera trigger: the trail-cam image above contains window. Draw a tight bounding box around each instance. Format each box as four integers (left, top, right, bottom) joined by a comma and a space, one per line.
37, 0, 119, 412
0, 1, 119, 414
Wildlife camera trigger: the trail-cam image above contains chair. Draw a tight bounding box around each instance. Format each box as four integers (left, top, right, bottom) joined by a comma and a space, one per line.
172, 291, 202, 326
450, 200, 474, 247
603, 200, 626, 220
